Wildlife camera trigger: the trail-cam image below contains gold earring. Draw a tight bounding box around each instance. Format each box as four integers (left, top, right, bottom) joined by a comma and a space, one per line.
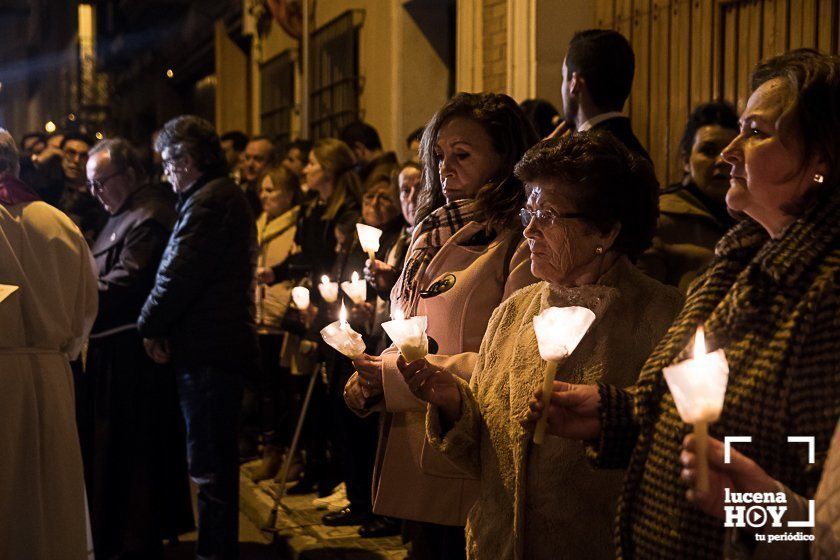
814, 173, 825, 184
595, 246, 604, 255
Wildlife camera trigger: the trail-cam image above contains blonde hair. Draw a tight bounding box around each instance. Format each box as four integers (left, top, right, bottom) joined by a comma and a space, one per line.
312, 138, 363, 220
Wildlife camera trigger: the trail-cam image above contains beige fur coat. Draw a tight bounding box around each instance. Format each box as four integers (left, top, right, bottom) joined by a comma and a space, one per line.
426, 258, 682, 560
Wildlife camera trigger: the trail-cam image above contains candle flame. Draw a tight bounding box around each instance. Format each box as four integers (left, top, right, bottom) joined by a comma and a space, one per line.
321, 275, 330, 284
339, 301, 348, 325
694, 326, 706, 359
392, 308, 404, 321
351, 271, 359, 282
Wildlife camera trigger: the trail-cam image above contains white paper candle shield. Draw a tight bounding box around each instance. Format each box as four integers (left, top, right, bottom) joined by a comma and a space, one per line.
356, 223, 383, 259
318, 275, 339, 303
320, 302, 366, 359
382, 309, 429, 363
341, 271, 367, 304
532, 306, 597, 361
291, 286, 310, 310
532, 305, 597, 445
663, 327, 729, 424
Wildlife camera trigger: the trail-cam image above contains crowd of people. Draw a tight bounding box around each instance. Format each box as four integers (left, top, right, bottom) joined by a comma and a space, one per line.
1, 27, 839, 560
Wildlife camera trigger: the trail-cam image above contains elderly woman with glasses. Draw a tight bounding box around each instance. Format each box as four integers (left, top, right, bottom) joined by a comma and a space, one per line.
398, 131, 683, 560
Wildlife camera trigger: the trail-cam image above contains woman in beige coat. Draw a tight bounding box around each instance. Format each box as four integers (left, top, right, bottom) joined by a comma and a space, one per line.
344, 92, 539, 558
400, 132, 683, 559
250, 164, 303, 481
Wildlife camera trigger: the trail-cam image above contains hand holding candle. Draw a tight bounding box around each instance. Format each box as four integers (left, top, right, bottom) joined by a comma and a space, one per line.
356, 223, 383, 264
320, 301, 366, 359
291, 286, 310, 310
341, 271, 367, 304
531, 306, 597, 445
663, 326, 729, 493
382, 309, 429, 363
318, 275, 339, 303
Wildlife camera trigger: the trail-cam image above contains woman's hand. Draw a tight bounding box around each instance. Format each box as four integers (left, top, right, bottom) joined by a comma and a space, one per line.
256, 267, 275, 285
522, 381, 601, 441
364, 259, 399, 294
398, 355, 462, 423
680, 434, 778, 519
352, 353, 383, 396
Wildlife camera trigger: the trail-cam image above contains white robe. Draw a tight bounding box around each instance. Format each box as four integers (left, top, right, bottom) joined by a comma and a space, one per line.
0, 201, 98, 560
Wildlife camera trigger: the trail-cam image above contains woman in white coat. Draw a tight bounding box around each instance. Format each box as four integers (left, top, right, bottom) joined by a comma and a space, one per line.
344, 93, 540, 559
0, 129, 98, 560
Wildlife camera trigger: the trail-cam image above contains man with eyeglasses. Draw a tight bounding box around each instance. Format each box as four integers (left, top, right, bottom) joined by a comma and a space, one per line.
58, 132, 107, 243
81, 138, 191, 559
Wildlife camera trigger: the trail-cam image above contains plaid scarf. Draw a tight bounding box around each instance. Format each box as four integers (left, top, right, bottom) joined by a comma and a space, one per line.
396, 199, 480, 316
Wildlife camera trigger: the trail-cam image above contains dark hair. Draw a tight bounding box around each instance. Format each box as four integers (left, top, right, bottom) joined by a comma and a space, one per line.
679, 101, 739, 161
60, 131, 95, 150
749, 49, 840, 212
519, 99, 560, 138
286, 138, 313, 160
154, 115, 226, 175
514, 130, 659, 261
417, 92, 540, 232
566, 29, 635, 112
221, 131, 249, 152
89, 138, 148, 184
248, 134, 276, 147
339, 121, 382, 151
405, 126, 424, 148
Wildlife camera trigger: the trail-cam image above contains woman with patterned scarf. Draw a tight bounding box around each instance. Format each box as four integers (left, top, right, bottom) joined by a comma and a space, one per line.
344, 92, 539, 559
526, 49, 840, 559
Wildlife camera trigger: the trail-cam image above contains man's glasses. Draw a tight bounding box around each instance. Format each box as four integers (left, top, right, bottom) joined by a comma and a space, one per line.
162, 156, 185, 172
87, 170, 124, 194
519, 207, 587, 228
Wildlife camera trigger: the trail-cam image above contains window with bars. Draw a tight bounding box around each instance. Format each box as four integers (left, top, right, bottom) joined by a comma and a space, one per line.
309, 10, 363, 140
260, 49, 295, 148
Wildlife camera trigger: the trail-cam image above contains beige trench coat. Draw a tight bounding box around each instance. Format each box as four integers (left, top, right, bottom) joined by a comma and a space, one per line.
346, 221, 537, 525
427, 258, 683, 559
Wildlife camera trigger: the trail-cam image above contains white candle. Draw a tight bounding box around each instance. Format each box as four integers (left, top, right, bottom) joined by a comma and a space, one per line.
318, 275, 339, 303
320, 301, 366, 359
381, 308, 429, 363
341, 271, 367, 304
531, 306, 597, 445
663, 326, 729, 492
291, 286, 310, 310
356, 223, 383, 263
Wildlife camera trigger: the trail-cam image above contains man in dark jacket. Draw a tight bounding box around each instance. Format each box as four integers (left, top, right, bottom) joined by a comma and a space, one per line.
339, 121, 398, 192
559, 29, 652, 163
81, 138, 193, 558
138, 116, 258, 560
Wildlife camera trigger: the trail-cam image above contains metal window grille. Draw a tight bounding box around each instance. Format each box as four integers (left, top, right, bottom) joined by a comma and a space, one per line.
260, 49, 295, 148
309, 10, 363, 140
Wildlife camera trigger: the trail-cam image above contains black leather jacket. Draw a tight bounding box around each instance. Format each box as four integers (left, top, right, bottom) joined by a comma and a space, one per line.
138, 173, 259, 370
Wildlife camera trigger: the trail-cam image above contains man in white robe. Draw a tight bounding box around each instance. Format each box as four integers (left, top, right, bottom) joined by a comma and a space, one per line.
0, 129, 98, 560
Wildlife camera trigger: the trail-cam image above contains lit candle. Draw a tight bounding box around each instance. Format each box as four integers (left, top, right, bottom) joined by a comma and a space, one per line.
356, 223, 383, 264
320, 301, 366, 359
318, 275, 339, 303
341, 271, 367, 304
663, 326, 729, 493
531, 306, 597, 445
291, 286, 310, 310
381, 309, 429, 363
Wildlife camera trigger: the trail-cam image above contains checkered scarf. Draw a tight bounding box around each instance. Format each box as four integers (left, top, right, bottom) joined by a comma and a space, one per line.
396, 199, 479, 315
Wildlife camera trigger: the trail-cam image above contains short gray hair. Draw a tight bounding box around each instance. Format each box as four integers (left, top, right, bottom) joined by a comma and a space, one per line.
89, 137, 147, 183
154, 115, 226, 174
0, 128, 20, 176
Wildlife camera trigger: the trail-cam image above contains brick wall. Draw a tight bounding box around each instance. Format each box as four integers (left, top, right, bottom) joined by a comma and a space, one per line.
482, 0, 507, 93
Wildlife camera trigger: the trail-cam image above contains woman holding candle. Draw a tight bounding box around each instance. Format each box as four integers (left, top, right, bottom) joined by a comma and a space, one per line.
344, 92, 539, 559
248, 164, 304, 481
528, 50, 840, 558
399, 131, 681, 559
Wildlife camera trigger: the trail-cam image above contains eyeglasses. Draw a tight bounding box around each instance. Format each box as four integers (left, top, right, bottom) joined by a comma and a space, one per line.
87, 170, 124, 194
161, 155, 185, 172
519, 207, 587, 228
